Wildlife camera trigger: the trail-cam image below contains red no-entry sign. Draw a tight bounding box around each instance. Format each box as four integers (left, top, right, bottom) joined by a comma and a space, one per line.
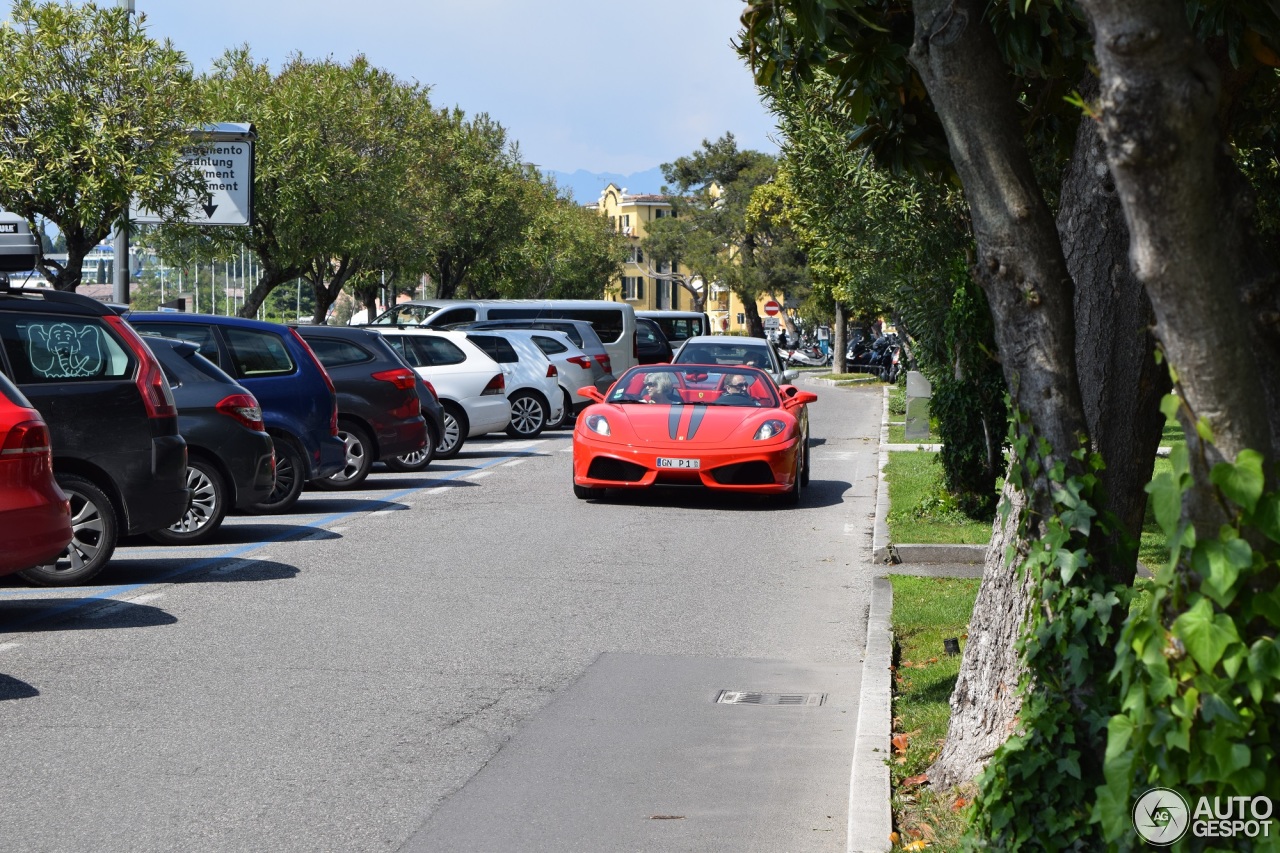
763, 300, 781, 316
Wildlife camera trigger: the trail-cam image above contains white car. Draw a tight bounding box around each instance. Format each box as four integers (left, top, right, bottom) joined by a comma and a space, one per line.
671, 335, 799, 387
461, 330, 564, 438
498, 328, 596, 428
376, 329, 511, 458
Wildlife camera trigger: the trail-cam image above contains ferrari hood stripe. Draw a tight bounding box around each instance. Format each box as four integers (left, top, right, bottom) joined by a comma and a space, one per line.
685, 405, 707, 439
668, 406, 682, 440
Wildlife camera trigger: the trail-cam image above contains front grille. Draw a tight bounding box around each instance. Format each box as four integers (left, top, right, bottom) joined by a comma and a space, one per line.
709, 461, 775, 486
587, 457, 647, 482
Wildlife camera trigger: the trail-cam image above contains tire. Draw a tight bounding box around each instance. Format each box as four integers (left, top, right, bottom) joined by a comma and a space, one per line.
18, 474, 118, 587
385, 418, 438, 472
434, 403, 467, 459
505, 391, 547, 438
312, 421, 374, 491
547, 388, 573, 430
801, 439, 811, 486
779, 448, 804, 507
574, 482, 605, 500
147, 458, 227, 546
248, 436, 305, 514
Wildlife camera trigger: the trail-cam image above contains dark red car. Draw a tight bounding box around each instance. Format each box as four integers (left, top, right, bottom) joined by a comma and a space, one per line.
0, 371, 70, 576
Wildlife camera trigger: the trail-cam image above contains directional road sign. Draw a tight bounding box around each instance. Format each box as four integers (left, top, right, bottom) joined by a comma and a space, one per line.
132, 123, 255, 227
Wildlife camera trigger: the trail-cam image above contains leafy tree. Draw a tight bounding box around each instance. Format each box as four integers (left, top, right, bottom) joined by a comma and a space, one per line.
643, 134, 799, 337
0, 0, 206, 290
152, 51, 437, 323
421, 110, 531, 300
743, 0, 1280, 846
476, 174, 627, 299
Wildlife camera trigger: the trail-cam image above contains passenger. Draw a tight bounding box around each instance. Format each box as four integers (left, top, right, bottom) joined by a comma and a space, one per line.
642, 372, 681, 404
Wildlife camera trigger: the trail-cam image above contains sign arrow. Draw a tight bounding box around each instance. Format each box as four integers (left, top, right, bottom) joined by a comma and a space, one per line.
201, 195, 218, 218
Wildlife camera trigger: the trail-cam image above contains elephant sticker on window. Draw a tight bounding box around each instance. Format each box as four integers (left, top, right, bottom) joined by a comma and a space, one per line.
29, 323, 104, 379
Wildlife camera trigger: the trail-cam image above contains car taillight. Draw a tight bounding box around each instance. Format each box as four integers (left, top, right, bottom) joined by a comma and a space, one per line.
1, 420, 52, 459
546, 364, 558, 378
107, 315, 177, 419
372, 367, 416, 390
423, 380, 440, 403
481, 374, 505, 396
594, 353, 612, 374
215, 393, 266, 432
567, 355, 593, 371
289, 328, 339, 436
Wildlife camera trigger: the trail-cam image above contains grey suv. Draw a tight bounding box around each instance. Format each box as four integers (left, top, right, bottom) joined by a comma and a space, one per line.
451, 318, 616, 393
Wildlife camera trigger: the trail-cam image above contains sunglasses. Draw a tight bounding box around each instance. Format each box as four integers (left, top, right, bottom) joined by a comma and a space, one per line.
727, 382, 749, 390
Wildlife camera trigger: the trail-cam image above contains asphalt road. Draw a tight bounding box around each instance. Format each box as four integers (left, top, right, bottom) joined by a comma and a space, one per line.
0, 381, 883, 853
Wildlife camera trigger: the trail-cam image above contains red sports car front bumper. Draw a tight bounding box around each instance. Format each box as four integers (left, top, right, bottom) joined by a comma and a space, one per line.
572, 436, 801, 493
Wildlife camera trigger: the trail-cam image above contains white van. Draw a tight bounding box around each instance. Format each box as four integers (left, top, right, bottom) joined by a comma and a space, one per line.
367, 299, 638, 374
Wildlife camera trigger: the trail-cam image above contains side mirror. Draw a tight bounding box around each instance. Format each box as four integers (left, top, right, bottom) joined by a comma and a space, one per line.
579, 386, 605, 404
781, 388, 818, 408
782, 369, 799, 383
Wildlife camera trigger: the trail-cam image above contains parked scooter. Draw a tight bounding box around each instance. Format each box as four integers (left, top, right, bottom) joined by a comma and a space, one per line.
784, 342, 832, 367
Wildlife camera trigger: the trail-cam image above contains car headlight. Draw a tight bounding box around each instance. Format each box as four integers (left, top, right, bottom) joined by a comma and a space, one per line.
754, 419, 787, 440
584, 414, 611, 436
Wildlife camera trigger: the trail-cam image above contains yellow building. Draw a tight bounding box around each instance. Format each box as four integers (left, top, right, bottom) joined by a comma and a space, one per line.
596, 182, 787, 335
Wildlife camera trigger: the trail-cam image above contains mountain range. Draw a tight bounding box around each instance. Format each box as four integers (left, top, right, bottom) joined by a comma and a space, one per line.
546, 167, 668, 205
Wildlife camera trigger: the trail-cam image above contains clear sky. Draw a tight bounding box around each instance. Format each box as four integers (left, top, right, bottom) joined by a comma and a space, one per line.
131, 0, 780, 176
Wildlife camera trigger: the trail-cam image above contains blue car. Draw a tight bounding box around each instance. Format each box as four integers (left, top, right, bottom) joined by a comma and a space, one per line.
128, 312, 345, 514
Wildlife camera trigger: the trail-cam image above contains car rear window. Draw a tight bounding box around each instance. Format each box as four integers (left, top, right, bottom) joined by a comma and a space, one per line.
0, 369, 32, 406
224, 327, 295, 377
532, 335, 568, 355
539, 309, 624, 343
133, 322, 221, 364
0, 315, 133, 384
305, 336, 372, 367
466, 334, 519, 364
637, 322, 664, 345
390, 335, 467, 367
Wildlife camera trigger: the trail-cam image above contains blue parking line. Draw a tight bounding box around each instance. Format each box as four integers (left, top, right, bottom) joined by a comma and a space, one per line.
0, 452, 521, 632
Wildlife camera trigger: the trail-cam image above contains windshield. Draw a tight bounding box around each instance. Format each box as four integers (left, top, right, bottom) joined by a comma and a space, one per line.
371, 304, 441, 325
673, 341, 772, 372
606, 366, 779, 407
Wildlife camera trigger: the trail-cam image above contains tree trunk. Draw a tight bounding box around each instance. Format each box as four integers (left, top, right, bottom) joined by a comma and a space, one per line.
929, 478, 1032, 788
1057, 88, 1169, 583
239, 260, 303, 319
909, 0, 1089, 788
1080, 0, 1280, 518
832, 303, 847, 373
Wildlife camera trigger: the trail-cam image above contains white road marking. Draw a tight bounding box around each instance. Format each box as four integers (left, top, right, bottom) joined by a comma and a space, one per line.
130, 592, 165, 606
211, 556, 272, 576
330, 526, 348, 534
467, 470, 493, 480
0, 642, 21, 653
503, 459, 526, 467
370, 509, 397, 517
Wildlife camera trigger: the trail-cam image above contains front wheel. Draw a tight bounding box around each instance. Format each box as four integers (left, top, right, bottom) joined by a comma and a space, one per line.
19, 474, 118, 587
248, 436, 305, 514
574, 482, 605, 500
505, 391, 547, 438
148, 459, 227, 545
313, 421, 374, 490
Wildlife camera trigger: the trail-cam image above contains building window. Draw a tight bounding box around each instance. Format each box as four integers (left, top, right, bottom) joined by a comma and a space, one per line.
621, 276, 645, 300
629, 246, 644, 264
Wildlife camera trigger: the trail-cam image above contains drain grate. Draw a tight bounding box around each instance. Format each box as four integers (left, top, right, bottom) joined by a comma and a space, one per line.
715, 690, 825, 706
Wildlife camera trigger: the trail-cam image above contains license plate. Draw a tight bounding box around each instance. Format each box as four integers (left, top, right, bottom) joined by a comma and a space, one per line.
656, 457, 700, 469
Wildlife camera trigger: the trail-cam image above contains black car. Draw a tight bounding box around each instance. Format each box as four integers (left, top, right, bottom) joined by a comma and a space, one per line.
291, 324, 436, 488
143, 337, 276, 545
636, 317, 674, 365
0, 284, 189, 585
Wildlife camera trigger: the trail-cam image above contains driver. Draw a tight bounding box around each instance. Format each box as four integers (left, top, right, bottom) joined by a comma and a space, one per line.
722, 373, 757, 403
642, 372, 681, 404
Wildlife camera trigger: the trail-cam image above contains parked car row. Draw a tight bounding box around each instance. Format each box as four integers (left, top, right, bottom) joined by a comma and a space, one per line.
0, 285, 611, 588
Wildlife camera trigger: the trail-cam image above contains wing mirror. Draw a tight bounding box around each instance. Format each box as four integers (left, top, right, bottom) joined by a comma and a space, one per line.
780, 387, 818, 408
782, 369, 799, 383
579, 386, 605, 404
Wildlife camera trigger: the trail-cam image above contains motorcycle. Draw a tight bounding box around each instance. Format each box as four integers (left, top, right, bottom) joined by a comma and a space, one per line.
784, 343, 832, 367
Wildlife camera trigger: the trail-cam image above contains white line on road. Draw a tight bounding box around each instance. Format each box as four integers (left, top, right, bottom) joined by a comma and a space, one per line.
503, 459, 526, 467
0, 642, 21, 653
467, 470, 493, 480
